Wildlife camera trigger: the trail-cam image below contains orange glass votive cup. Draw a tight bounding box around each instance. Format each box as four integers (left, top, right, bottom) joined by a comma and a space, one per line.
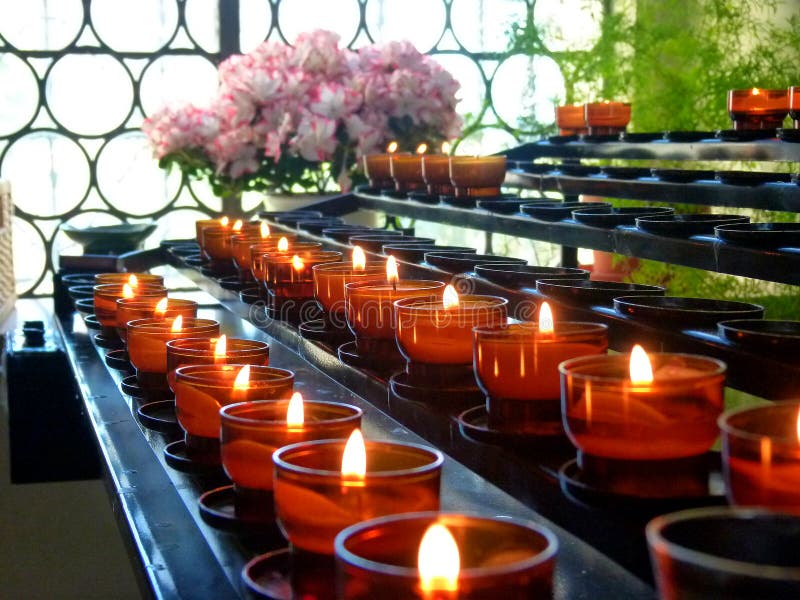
251, 241, 321, 283
116, 297, 198, 341
728, 88, 789, 130
390, 153, 426, 193
203, 225, 239, 261
790, 86, 800, 128
584, 101, 631, 135
273, 439, 443, 555
335, 512, 558, 600
473, 322, 608, 435
93, 283, 167, 328
220, 399, 362, 492
555, 103, 588, 135
173, 364, 294, 456
394, 295, 508, 366
421, 154, 454, 196
449, 156, 507, 198
127, 317, 219, 388
363, 154, 397, 189
94, 272, 164, 287
719, 401, 800, 510
165, 337, 269, 391
313, 262, 386, 318
261, 250, 342, 298
560, 353, 726, 461
345, 280, 445, 355
232, 233, 297, 273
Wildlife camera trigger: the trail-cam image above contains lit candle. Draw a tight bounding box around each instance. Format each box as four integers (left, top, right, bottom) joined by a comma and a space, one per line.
473, 302, 608, 434
312, 246, 386, 319
448, 155, 507, 198
421, 141, 455, 196
390, 144, 429, 193
115, 296, 198, 342
395, 284, 508, 366
727, 87, 789, 130
231, 228, 296, 280
363, 141, 400, 189
165, 336, 269, 391
250, 239, 319, 283
720, 401, 800, 509
345, 257, 445, 358
261, 250, 342, 298
94, 272, 164, 287
334, 513, 558, 598
172, 363, 294, 461
584, 101, 632, 135
195, 216, 229, 251
93, 282, 166, 328
273, 429, 443, 555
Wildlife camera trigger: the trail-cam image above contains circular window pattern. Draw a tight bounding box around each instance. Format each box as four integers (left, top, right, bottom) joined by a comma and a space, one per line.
450, 0, 527, 53
239, 0, 271, 53
188, 179, 222, 213
47, 54, 134, 136
12, 215, 47, 295
90, 0, 179, 53
185, 0, 221, 53
150, 207, 212, 242
2, 131, 90, 218
533, 0, 602, 53
52, 211, 123, 265
140, 55, 218, 117
365, 0, 446, 52
430, 53, 486, 120
96, 132, 182, 216
277, 0, 360, 46
456, 126, 518, 155
0, 54, 39, 136
491, 54, 565, 128
0, 0, 83, 51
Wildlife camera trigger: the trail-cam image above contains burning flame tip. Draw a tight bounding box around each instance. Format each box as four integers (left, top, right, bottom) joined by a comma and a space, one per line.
629, 344, 654, 385
416, 143, 428, 155
278, 237, 289, 252
287, 392, 304, 427
232, 219, 243, 232
233, 364, 251, 390
352, 246, 366, 270
418, 522, 460, 592
442, 285, 460, 309
260, 221, 270, 238
292, 254, 305, 271
386, 255, 399, 283
341, 429, 366, 479
154, 297, 169, 315
214, 334, 227, 359
387, 141, 398, 153
220, 216, 229, 227
538, 301, 554, 333
171, 314, 184, 333
122, 283, 135, 299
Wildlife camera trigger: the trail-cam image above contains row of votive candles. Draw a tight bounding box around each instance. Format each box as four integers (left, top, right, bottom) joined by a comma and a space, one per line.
728, 86, 800, 130
555, 101, 632, 136
89, 268, 560, 597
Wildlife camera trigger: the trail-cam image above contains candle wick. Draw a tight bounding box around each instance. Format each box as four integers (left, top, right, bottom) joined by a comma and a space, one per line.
392, 280, 397, 292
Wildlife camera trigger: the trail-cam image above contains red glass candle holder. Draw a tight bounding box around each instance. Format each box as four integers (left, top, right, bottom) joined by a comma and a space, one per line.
449, 156, 507, 198
788, 86, 800, 128
719, 401, 800, 510
363, 153, 402, 189
560, 352, 725, 495
584, 101, 632, 135
173, 364, 294, 461
647, 507, 800, 599
728, 88, 789, 130
127, 317, 219, 391
262, 250, 342, 298
166, 337, 269, 391
473, 322, 608, 435
555, 103, 588, 135
313, 262, 386, 319
273, 439, 443, 555
390, 154, 426, 193
233, 232, 297, 276
252, 242, 324, 288
220, 399, 362, 519
94, 272, 164, 287
93, 283, 167, 328
116, 297, 198, 342
335, 512, 558, 599
421, 154, 454, 196
345, 280, 445, 359
394, 295, 508, 366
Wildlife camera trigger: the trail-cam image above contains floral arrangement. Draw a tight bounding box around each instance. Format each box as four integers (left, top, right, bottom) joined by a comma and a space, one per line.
143, 30, 462, 196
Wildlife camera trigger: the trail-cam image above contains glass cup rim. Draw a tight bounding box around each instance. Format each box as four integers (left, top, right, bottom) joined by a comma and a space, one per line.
345, 279, 446, 293
394, 294, 508, 313
127, 317, 219, 332
273, 438, 443, 479
220, 399, 362, 426
174, 363, 293, 386
472, 321, 608, 338
717, 400, 800, 445
646, 506, 800, 581
94, 282, 166, 293
558, 352, 727, 380
166, 336, 269, 355
334, 510, 559, 580
312, 262, 386, 274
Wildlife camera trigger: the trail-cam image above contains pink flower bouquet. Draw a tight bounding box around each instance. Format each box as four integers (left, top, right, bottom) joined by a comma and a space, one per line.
143, 30, 462, 196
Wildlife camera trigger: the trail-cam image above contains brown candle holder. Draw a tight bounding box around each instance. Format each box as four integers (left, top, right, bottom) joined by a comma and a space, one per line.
555, 103, 588, 135
728, 88, 789, 130
390, 153, 426, 193
421, 154, 454, 196
449, 156, 507, 198
165, 337, 269, 392
116, 297, 198, 342
251, 241, 322, 284
584, 101, 631, 135
363, 153, 398, 190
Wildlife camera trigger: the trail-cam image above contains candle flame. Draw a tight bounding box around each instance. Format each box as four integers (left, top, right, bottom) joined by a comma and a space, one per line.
260, 221, 270, 238
171, 314, 183, 333
292, 254, 305, 272
341, 429, 366, 479
386, 141, 398, 153
232, 219, 243, 232
442, 284, 459, 309
538, 301, 554, 334
154, 297, 168, 317
220, 216, 229, 227
386, 255, 399, 284
629, 344, 654, 385
352, 246, 366, 271
418, 523, 460, 592
751, 87, 761, 96
441, 141, 451, 155
278, 237, 289, 252
127, 274, 138, 288
416, 143, 428, 155
122, 283, 135, 299
233, 364, 250, 390
214, 334, 227, 360
286, 392, 304, 427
